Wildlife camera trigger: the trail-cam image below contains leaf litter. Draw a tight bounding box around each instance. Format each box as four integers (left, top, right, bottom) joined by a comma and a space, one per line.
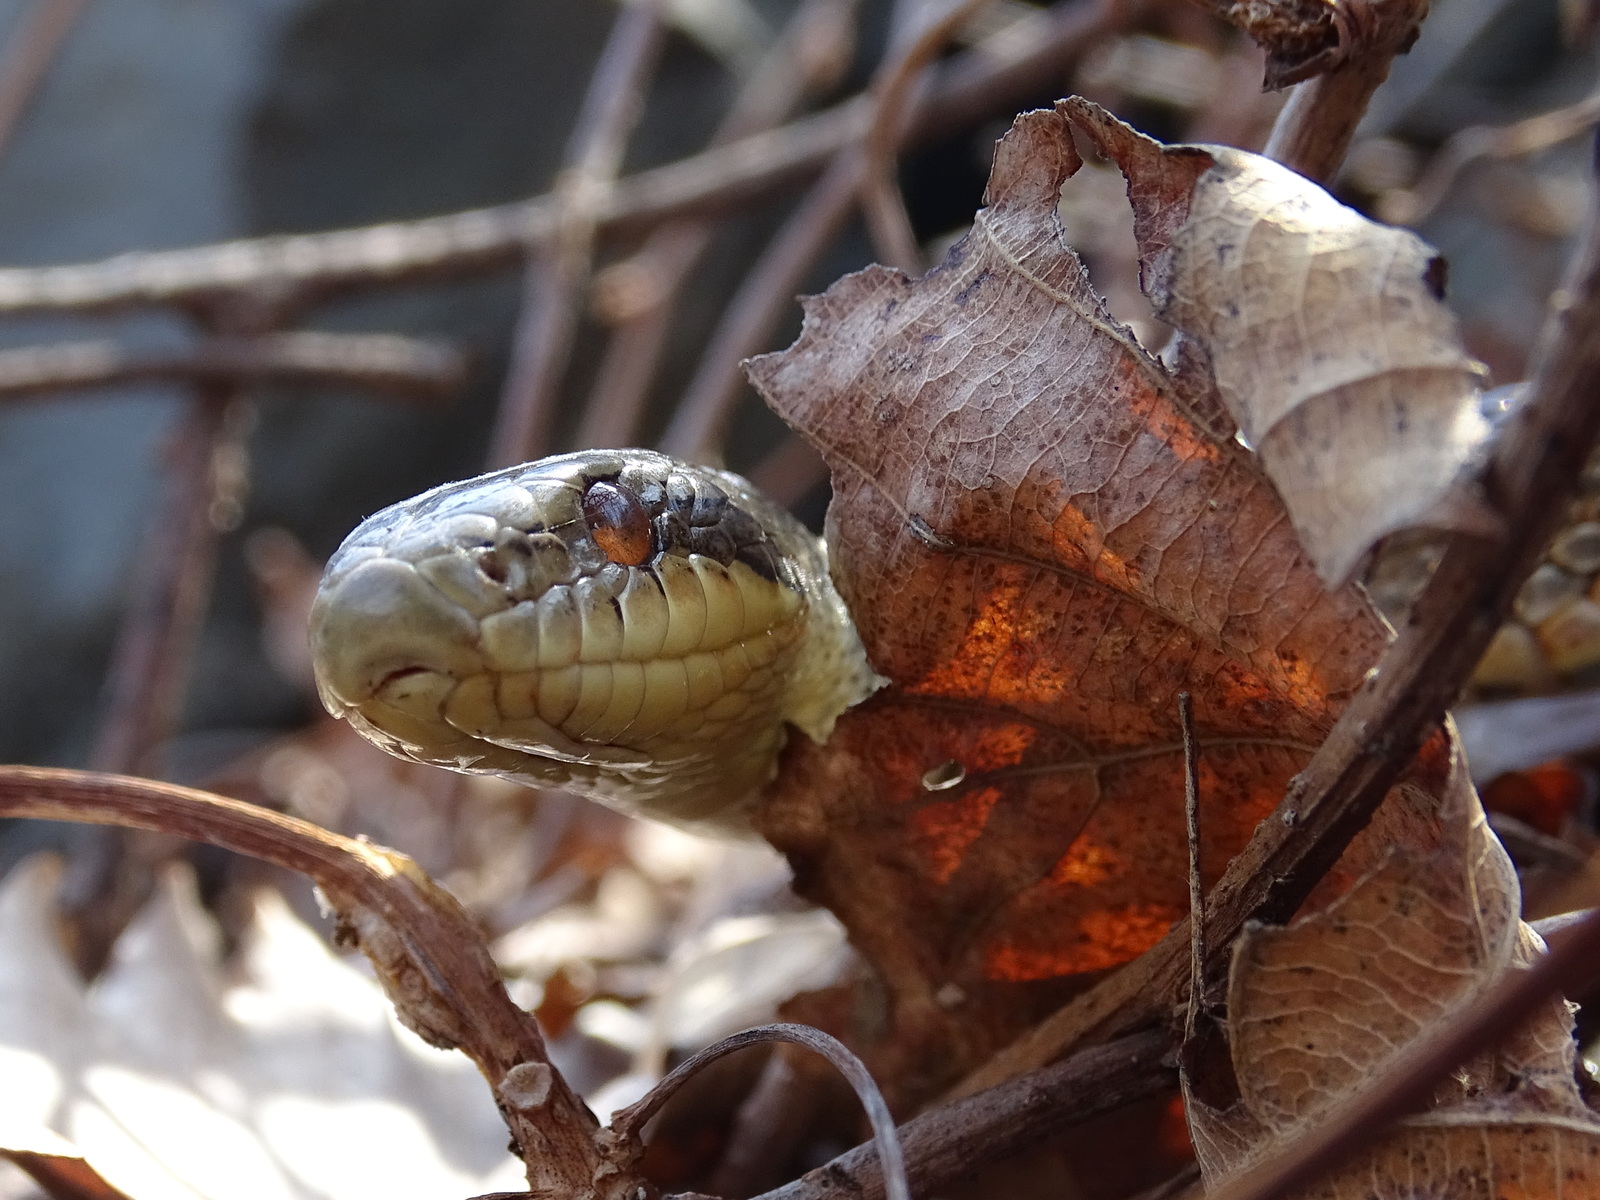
4, 91, 1588, 1199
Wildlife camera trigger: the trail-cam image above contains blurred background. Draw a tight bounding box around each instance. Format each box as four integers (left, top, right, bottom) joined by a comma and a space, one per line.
0, 0, 1595, 1194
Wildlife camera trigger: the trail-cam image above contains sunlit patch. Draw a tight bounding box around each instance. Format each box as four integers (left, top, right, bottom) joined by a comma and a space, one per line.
983, 902, 1180, 980
1050, 837, 1123, 887
912, 785, 1002, 886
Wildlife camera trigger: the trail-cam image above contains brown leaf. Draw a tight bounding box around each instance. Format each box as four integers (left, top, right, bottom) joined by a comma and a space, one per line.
1067, 98, 1496, 587
746, 101, 1458, 1099
1187, 773, 1600, 1197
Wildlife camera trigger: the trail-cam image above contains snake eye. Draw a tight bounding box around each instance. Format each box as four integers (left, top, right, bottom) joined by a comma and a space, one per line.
582, 480, 654, 566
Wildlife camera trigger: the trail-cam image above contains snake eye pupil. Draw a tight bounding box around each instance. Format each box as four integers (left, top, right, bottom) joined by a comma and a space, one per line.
582, 480, 654, 566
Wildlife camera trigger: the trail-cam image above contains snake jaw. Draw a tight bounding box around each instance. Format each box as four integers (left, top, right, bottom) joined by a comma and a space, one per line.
309, 451, 882, 834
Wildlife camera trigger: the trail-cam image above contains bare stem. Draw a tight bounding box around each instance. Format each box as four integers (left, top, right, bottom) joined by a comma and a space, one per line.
754, 1029, 1172, 1200
490, 0, 668, 467
578, 0, 860, 450
0, 333, 466, 404
0, 0, 92, 163
0, 0, 1117, 318
1261, 0, 1430, 185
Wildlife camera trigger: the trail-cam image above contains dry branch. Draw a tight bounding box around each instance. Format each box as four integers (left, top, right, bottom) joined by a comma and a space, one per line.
0, 0, 1108, 318
1262, 0, 1429, 184
490, 0, 668, 466
0, 333, 467, 403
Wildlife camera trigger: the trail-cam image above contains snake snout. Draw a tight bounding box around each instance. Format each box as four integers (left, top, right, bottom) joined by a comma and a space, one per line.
309, 555, 483, 721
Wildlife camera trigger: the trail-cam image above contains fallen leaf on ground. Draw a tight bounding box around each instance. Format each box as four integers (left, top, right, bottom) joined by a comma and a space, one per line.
0, 857, 524, 1200
747, 99, 1482, 1102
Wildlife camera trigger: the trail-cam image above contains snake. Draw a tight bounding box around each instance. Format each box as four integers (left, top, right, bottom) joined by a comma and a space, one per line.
309, 450, 883, 834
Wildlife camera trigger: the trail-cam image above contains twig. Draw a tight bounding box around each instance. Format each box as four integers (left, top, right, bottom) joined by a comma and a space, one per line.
0, 766, 615, 1198
1179, 692, 1204, 1043
611, 1024, 911, 1200
659, 152, 864, 460
859, 0, 997, 274
0, 0, 92, 162
752, 1029, 1173, 1200
1207, 898, 1600, 1200
1398, 85, 1600, 225
1262, 0, 1430, 185
490, 0, 668, 467
953, 125, 1600, 1101
87, 392, 240, 777
661, 0, 1119, 461
578, 0, 860, 450
0, 332, 466, 403
0, 0, 1115, 318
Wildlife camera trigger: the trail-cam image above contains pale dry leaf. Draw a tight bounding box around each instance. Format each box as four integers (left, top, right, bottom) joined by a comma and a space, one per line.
0, 857, 525, 1200
1187, 768, 1600, 1198
1067, 97, 1497, 587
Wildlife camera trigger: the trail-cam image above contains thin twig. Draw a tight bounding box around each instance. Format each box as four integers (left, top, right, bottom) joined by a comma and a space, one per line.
753, 1029, 1173, 1200
0, 766, 614, 1198
87, 392, 240, 777
659, 152, 864, 461
0, 333, 466, 403
577, 0, 860, 450
490, 0, 668, 467
1399, 84, 1600, 225
860, 0, 997, 274
0, 0, 1115, 318
1261, 0, 1430, 185
1179, 691, 1203, 1044
612, 1024, 911, 1200
0, 0, 92, 162
748, 431, 830, 507
661, 0, 1119, 461
953, 128, 1600, 1099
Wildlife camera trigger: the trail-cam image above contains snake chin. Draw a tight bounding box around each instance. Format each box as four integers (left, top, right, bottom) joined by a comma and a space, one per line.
309, 451, 882, 836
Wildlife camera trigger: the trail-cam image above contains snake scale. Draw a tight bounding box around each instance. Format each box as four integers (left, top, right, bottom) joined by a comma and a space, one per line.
310, 450, 882, 834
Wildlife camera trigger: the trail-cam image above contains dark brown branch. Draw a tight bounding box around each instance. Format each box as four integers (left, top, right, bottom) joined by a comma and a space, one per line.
87, 392, 240, 778
0, 0, 92, 162
490, 0, 667, 466
659, 152, 863, 460
577, 0, 859, 449
955, 119, 1600, 1103
1260, 0, 1430, 184
0, 766, 615, 1198
859, 0, 997, 274
0, 333, 466, 403
660, 0, 1120, 461
0, 0, 1114, 318
754, 1030, 1173, 1200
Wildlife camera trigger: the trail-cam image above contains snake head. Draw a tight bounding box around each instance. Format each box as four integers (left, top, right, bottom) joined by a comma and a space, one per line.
309, 450, 881, 834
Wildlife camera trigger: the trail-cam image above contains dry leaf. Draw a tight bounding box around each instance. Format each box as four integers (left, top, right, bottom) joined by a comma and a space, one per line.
1066, 98, 1496, 587
0, 857, 524, 1200
1187, 773, 1600, 1197
746, 100, 1465, 1100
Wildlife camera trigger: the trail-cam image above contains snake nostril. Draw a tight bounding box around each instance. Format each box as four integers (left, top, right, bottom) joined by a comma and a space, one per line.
582, 480, 654, 566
